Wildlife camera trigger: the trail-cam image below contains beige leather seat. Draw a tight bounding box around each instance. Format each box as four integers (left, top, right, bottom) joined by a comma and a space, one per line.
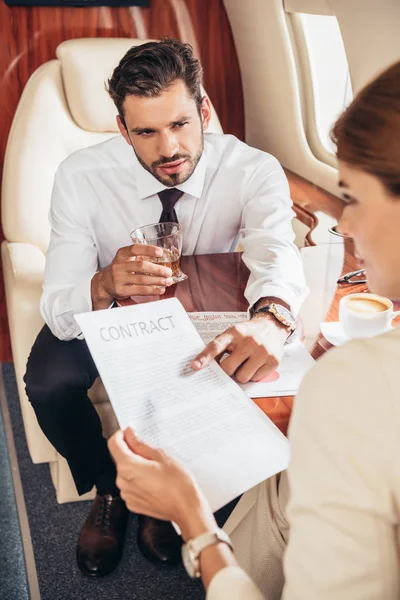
1, 38, 223, 503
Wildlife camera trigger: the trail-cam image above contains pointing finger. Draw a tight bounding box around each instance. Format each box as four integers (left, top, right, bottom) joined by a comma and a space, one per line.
192, 333, 233, 370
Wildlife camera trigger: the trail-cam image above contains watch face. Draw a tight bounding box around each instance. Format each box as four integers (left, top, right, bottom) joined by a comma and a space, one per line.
273, 305, 296, 327
276, 305, 290, 319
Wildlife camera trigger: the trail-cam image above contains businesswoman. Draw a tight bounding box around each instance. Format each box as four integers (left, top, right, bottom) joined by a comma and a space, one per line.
109, 60, 400, 599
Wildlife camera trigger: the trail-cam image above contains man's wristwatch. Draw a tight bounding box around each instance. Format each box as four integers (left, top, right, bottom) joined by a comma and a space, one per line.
250, 302, 296, 333
182, 529, 233, 579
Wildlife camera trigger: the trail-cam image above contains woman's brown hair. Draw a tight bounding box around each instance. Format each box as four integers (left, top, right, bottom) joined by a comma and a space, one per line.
331, 61, 400, 197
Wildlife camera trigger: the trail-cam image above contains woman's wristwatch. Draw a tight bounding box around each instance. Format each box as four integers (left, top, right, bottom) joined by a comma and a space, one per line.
182, 529, 233, 578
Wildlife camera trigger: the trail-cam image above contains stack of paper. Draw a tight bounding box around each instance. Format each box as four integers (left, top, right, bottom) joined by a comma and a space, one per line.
240, 341, 314, 398
188, 312, 315, 398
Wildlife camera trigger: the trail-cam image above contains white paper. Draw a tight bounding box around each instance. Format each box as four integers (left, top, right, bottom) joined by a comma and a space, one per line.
188, 312, 248, 344
75, 299, 289, 512
241, 341, 315, 397
188, 311, 314, 398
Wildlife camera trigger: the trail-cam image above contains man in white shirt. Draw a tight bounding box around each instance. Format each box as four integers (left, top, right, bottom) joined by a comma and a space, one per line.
24, 38, 306, 578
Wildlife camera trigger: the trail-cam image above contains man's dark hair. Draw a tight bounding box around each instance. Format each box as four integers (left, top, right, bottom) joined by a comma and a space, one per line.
107, 38, 203, 125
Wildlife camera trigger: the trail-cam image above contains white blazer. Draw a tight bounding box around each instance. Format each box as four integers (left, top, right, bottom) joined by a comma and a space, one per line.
208, 326, 400, 600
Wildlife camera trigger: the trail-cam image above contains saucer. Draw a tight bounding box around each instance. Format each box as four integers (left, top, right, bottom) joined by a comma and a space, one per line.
320, 321, 350, 346
320, 321, 394, 346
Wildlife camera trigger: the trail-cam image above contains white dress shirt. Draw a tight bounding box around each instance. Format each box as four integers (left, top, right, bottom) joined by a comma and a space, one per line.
41, 132, 306, 340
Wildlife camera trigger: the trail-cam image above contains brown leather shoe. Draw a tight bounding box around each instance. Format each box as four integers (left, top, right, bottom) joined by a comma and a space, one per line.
76, 495, 129, 577
137, 515, 182, 566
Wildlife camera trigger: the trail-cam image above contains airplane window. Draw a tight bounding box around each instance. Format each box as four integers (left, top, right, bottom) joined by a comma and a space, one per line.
293, 13, 352, 162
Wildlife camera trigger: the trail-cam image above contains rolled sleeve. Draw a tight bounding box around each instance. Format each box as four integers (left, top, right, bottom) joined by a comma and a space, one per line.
241, 157, 308, 317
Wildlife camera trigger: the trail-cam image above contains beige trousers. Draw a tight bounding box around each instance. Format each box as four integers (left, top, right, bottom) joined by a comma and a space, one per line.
223, 472, 290, 600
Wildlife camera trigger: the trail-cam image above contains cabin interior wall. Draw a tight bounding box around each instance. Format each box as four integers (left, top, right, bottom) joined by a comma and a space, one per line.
224, 0, 400, 196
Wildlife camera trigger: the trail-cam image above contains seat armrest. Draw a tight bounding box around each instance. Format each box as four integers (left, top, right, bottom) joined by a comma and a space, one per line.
4, 241, 45, 285
2, 241, 57, 463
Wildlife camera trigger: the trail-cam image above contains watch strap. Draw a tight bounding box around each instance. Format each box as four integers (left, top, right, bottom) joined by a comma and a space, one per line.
184, 529, 233, 578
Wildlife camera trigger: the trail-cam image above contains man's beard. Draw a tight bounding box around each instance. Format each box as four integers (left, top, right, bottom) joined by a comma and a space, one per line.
134, 137, 204, 187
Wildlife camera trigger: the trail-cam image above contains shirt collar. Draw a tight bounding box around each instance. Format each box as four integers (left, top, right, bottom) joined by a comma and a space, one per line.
135, 148, 207, 200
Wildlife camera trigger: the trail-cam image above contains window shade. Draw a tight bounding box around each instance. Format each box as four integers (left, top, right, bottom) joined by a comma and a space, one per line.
284, 0, 333, 15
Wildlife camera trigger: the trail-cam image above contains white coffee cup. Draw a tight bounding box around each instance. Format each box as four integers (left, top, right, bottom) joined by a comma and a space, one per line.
339, 293, 400, 339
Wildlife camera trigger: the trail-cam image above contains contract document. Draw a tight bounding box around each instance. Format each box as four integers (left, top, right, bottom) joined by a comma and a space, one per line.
75, 299, 289, 512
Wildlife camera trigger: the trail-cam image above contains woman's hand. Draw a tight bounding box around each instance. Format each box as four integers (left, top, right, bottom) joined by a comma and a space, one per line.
108, 427, 215, 538
109, 428, 242, 591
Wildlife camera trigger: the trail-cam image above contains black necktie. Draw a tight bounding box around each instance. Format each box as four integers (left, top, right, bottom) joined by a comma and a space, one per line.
158, 188, 184, 224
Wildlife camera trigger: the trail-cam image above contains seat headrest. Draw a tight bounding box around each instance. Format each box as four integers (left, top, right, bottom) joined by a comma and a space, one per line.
56, 38, 223, 134
57, 38, 149, 132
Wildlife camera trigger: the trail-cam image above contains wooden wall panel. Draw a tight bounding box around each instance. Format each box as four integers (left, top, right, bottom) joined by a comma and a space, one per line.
0, 0, 244, 362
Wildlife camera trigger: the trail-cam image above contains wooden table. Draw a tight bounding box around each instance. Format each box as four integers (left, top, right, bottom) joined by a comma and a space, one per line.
123, 247, 396, 436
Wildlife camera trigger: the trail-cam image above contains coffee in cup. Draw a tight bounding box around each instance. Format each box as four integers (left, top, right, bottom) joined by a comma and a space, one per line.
339, 293, 399, 339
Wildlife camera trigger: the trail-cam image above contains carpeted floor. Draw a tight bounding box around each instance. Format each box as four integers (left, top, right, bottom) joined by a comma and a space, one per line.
0, 388, 29, 600
2, 362, 237, 600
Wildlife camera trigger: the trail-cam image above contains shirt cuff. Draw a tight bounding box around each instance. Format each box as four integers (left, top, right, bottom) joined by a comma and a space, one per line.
245, 282, 307, 319
75, 273, 115, 339
69, 275, 96, 340
207, 566, 264, 600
